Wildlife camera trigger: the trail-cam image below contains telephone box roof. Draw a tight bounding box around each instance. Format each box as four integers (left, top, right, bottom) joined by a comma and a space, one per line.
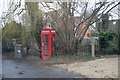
41, 27, 55, 31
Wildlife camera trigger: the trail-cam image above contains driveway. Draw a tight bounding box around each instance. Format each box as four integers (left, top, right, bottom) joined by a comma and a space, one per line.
2, 55, 82, 78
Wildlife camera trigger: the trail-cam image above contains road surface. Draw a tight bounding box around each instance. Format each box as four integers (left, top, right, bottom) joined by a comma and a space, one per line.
2, 55, 82, 78
0, 44, 2, 79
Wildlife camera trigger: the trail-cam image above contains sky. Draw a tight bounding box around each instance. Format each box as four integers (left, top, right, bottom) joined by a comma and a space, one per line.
0, 0, 119, 27
0, 0, 25, 26
0, 0, 3, 18
0, 0, 9, 18
0, 0, 4, 19
0, 0, 117, 17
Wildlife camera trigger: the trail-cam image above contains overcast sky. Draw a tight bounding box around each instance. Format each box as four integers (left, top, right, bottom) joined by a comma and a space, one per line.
0, 0, 117, 16
0, 0, 4, 18
0, 0, 119, 24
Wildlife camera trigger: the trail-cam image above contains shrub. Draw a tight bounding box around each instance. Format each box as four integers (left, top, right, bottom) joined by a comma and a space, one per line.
99, 30, 118, 54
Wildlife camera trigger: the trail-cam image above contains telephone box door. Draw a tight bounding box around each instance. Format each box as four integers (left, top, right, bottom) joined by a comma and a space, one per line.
42, 34, 51, 60
43, 35, 49, 56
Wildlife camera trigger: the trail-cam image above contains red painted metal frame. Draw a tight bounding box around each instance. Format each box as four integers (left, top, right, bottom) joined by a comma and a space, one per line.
41, 28, 56, 60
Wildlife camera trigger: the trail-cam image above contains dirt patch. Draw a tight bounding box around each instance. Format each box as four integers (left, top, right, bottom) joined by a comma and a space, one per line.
26, 55, 40, 61
26, 55, 93, 64
25, 55, 119, 78
53, 57, 118, 78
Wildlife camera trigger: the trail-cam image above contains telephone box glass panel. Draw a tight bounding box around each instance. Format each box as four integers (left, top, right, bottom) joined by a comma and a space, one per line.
43, 35, 49, 56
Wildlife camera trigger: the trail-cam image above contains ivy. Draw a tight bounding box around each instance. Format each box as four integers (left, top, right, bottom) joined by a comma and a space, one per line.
99, 29, 118, 54
33, 18, 43, 52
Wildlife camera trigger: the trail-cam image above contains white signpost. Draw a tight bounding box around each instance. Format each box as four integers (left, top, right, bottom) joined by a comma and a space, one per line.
91, 36, 95, 58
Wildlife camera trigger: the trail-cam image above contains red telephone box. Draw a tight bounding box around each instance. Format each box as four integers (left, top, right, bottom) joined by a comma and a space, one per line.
41, 28, 56, 60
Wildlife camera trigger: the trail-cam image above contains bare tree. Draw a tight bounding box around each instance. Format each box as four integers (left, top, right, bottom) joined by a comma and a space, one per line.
1, 0, 25, 26
39, 1, 120, 54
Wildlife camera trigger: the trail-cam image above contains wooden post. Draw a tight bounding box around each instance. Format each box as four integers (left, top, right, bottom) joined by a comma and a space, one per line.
91, 37, 95, 57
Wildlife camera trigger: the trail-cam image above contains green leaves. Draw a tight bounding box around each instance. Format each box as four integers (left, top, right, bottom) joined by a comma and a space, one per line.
33, 18, 43, 51
2, 21, 32, 51
99, 30, 114, 41
99, 29, 118, 54
2, 21, 22, 42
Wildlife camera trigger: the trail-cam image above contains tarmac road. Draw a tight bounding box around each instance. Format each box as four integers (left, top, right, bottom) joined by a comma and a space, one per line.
0, 55, 1, 79
2, 55, 82, 78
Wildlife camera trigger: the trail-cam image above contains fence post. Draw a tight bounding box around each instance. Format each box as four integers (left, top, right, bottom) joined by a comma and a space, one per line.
91, 37, 95, 57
